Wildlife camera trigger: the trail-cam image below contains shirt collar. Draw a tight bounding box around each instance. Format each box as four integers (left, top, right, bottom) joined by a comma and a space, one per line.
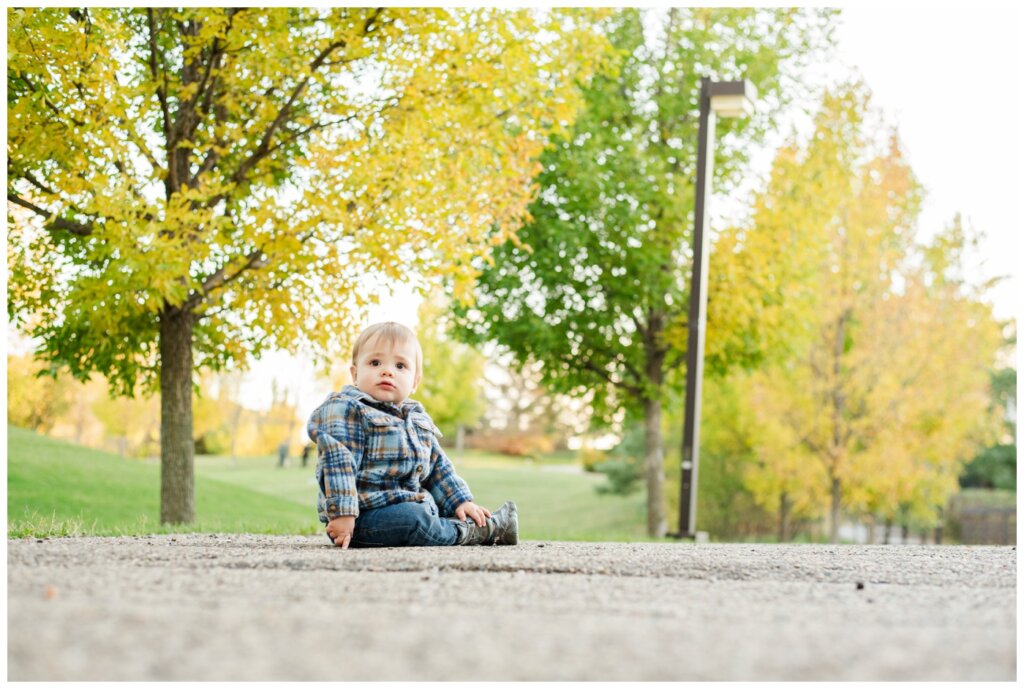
340, 384, 425, 416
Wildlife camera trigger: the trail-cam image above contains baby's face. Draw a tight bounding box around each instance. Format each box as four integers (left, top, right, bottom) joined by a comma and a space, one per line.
350, 337, 420, 404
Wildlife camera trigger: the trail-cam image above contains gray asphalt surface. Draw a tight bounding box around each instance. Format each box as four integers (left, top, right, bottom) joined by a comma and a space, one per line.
7, 535, 1016, 681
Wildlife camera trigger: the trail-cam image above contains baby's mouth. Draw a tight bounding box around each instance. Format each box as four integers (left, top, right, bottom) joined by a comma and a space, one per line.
378, 381, 395, 390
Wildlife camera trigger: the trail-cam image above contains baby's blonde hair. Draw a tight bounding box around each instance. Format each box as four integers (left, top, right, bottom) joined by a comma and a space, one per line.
351, 322, 423, 383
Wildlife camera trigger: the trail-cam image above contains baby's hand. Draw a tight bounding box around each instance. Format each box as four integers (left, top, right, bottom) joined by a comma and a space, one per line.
327, 515, 355, 548
455, 501, 491, 527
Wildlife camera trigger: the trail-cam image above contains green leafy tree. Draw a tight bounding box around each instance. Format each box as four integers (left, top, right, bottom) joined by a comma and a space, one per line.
7, 8, 611, 523
452, 8, 836, 536
959, 327, 1016, 491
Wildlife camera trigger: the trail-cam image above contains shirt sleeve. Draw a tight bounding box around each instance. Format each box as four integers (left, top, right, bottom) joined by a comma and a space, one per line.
307, 397, 364, 519
422, 436, 473, 517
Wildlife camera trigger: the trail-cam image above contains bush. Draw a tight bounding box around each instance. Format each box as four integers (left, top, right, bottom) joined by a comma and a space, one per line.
579, 447, 607, 473
594, 457, 643, 495
592, 423, 644, 493
959, 444, 1016, 490
468, 432, 554, 458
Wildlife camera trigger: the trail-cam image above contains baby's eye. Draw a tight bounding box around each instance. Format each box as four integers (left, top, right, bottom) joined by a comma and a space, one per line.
369, 359, 381, 366
396, 363, 406, 369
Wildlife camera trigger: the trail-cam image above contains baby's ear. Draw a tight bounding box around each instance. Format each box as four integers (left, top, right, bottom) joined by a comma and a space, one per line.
349, 364, 357, 383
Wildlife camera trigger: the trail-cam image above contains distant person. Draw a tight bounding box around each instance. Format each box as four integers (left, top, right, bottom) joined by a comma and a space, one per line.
301, 443, 313, 468
277, 441, 288, 468
307, 321, 518, 549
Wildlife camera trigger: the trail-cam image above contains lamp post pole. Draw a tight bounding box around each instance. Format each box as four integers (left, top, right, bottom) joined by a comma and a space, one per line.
678, 78, 756, 538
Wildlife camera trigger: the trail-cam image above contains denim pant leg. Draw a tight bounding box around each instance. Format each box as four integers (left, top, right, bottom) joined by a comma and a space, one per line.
349, 500, 460, 548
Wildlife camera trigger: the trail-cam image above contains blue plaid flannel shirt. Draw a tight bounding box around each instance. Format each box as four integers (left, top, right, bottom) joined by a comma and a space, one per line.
307, 385, 474, 523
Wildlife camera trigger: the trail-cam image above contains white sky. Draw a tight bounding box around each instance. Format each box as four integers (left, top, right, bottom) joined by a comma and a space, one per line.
835, 3, 1021, 322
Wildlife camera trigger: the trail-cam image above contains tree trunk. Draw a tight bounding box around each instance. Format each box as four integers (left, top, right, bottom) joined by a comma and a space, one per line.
456, 424, 465, 457
159, 307, 195, 524
229, 404, 242, 468
778, 491, 791, 542
829, 476, 841, 543
643, 396, 666, 538
827, 310, 848, 545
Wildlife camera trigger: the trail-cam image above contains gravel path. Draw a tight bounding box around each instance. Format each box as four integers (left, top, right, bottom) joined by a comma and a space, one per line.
7, 535, 1016, 681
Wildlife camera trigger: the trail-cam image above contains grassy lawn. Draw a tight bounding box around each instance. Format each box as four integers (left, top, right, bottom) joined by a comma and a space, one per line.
9, 426, 650, 541
7, 426, 319, 537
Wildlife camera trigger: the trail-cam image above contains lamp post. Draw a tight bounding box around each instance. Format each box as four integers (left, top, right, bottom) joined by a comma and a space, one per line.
678, 77, 757, 538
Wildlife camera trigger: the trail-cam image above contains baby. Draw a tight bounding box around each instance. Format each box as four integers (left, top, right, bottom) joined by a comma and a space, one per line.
307, 322, 518, 548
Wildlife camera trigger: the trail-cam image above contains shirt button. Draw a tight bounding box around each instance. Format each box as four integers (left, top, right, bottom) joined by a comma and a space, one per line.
415, 465, 423, 473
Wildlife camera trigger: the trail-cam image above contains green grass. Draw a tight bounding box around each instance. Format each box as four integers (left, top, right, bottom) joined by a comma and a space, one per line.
8, 426, 320, 537
456, 463, 649, 541
8, 425, 651, 541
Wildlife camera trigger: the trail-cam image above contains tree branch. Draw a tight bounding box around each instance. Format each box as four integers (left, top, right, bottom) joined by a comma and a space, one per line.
8, 193, 93, 236
581, 355, 644, 398
206, 9, 385, 208
19, 170, 59, 197
264, 113, 362, 157
193, 9, 244, 122
14, 72, 85, 128
184, 35, 223, 125
184, 247, 270, 310
112, 118, 163, 173
146, 9, 172, 147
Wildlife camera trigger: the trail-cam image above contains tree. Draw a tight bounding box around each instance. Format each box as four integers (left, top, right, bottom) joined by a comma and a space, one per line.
192, 372, 236, 455
92, 390, 161, 457
737, 86, 1003, 542
414, 296, 487, 445
6, 354, 74, 433
7, 8, 611, 523
451, 8, 836, 536
737, 375, 827, 541
472, 356, 589, 456
959, 334, 1016, 491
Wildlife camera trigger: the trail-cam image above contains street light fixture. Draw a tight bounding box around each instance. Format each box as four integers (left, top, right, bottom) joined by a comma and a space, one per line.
678, 77, 757, 539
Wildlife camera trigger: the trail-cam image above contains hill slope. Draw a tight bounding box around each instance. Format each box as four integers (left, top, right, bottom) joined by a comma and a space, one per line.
7, 425, 319, 537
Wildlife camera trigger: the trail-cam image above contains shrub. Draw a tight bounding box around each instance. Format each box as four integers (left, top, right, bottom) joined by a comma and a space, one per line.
594, 457, 643, 495
468, 432, 554, 458
579, 447, 607, 473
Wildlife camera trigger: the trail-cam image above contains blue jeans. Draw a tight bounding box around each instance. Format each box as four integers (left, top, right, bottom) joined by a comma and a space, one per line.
328, 499, 461, 548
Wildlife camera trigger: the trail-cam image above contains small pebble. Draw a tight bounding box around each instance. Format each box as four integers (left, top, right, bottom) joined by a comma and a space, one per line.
856, 582, 865, 590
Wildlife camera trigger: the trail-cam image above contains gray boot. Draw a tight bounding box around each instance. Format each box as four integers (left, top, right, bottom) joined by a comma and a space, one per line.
455, 501, 518, 546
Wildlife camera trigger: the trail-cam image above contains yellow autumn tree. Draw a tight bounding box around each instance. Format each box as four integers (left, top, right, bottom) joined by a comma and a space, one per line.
91, 391, 161, 457
732, 83, 1002, 541
6, 354, 74, 433
842, 216, 1003, 533
7, 8, 611, 523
